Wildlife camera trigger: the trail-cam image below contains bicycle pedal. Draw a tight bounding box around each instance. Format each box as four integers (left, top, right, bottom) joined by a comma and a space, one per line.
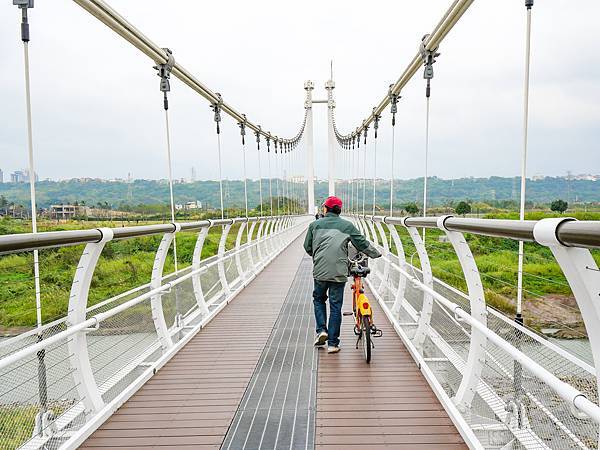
371, 327, 383, 338
343, 311, 353, 316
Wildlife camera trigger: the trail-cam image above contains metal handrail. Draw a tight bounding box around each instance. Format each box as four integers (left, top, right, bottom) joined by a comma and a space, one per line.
356, 214, 600, 249
0, 215, 301, 254
0, 216, 303, 371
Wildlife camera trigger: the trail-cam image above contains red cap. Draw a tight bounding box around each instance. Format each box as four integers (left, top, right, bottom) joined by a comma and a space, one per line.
323, 196, 343, 209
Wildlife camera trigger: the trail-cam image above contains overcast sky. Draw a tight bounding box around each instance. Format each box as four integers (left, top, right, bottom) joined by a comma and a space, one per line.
1, 0, 599, 182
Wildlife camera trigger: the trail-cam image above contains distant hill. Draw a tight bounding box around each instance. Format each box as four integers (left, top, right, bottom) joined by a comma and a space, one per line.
0, 176, 597, 210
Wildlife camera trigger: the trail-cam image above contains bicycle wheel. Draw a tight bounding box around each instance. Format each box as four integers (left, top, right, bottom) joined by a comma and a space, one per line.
362, 315, 371, 363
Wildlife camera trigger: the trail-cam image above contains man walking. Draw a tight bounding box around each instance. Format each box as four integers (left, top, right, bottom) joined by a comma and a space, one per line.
303, 196, 381, 353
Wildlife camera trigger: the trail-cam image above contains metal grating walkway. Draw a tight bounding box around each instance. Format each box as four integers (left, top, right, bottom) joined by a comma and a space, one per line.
221, 255, 316, 450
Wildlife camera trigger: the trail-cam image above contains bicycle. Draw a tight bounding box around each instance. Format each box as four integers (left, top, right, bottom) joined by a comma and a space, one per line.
344, 251, 382, 363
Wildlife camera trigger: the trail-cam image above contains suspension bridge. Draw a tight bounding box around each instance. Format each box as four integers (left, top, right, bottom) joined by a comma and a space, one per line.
2, 0, 600, 449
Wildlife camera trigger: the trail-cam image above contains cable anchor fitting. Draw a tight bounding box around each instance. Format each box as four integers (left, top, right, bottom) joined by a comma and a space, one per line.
255, 125, 262, 151
525, 0, 534, 9
267, 133, 272, 152
13, 0, 34, 42
210, 93, 223, 134
419, 35, 440, 98
238, 114, 247, 145
372, 108, 381, 139
389, 85, 401, 127
154, 48, 175, 110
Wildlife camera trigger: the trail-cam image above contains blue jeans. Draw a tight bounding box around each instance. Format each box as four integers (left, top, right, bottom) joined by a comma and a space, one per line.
313, 279, 346, 347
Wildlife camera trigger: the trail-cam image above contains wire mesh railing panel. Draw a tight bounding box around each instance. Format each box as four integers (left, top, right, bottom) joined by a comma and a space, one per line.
364, 227, 600, 450
0, 332, 88, 450
0, 216, 307, 449
85, 296, 158, 396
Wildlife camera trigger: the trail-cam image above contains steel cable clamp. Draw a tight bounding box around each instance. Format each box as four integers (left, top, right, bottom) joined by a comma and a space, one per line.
238, 114, 247, 145
389, 85, 401, 126
154, 48, 175, 110
419, 35, 440, 98
210, 93, 223, 134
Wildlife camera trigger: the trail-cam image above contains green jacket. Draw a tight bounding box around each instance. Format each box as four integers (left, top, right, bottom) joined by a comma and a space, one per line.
303, 212, 381, 282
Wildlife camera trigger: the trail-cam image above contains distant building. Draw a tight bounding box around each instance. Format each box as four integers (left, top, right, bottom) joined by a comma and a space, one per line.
47, 204, 90, 219
0, 168, 3, 183
10, 169, 38, 183
573, 174, 598, 181
175, 201, 202, 211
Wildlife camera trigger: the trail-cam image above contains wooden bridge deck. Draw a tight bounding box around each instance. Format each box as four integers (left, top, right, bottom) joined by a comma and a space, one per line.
81, 235, 467, 450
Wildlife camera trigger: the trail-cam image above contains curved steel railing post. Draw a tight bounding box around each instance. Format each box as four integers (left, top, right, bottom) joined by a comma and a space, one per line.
386, 221, 408, 316
234, 221, 248, 282
534, 218, 600, 408
374, 221, 391, 293
150, 226, 180, 351
191, 226, 210, 315
437, 215, 487, 410
255, 220, 266, 264
360, 216, 372, 241
67, 228, 114, 414
367, 217, 379, 246
247, 220, 258, 272
260, 218, 273, 257
217, 222, 233, 296
402, 218, 435, 352
356, 215, 366, 236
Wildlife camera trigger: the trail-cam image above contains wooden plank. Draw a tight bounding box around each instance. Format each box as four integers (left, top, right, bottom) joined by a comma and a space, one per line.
315, 283, 467, 450
80, 234, 306, 449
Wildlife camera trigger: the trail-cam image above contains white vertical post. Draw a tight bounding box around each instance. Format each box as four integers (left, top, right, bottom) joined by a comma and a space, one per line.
437, 216, 487, 410
151, 229, 179, 351
387, 222, 407, 316
67, 228, 113, 414
402, 219, 434, 352
517, 1, 534, 321
247, 221, 258, 271
533, 218, 600, 398
218, 222, 233, 296
191, 226, 210, 315
325, 79, 336, 196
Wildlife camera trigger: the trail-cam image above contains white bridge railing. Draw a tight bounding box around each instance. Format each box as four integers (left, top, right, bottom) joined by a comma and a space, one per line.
0, 215, 309, 450
352, 215, 600, 450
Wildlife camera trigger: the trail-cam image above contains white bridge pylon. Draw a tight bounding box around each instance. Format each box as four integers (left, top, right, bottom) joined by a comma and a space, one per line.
303, 76, 337, 214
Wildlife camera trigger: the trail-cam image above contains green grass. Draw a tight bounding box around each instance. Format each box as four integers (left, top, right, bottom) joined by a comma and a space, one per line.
388, 223, 599, 333
0, 402, 72, 450
0, 218, 243, 330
